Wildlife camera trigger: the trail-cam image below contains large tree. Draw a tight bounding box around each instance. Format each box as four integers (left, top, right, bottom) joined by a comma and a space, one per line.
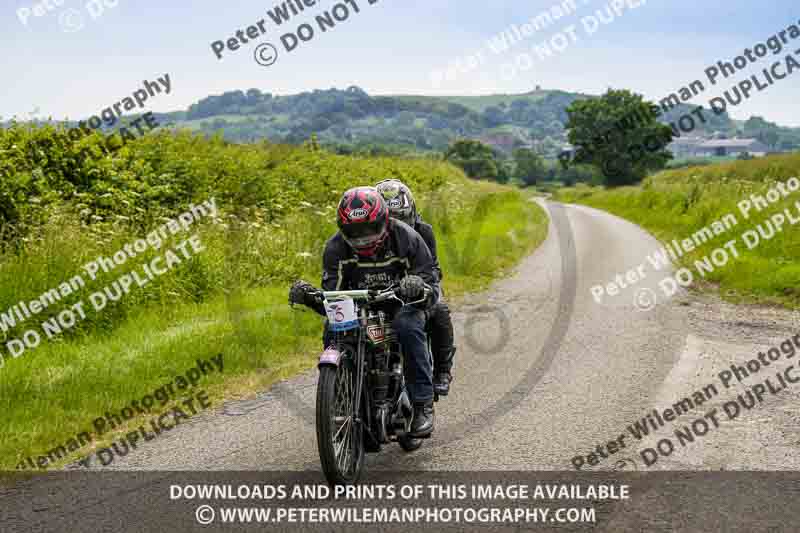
444, 139, 502, 182
513, 148, 546, 186
565, 89, 673, 186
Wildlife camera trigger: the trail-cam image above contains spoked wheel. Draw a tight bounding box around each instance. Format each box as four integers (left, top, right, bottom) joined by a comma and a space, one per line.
316, 357, 365, 485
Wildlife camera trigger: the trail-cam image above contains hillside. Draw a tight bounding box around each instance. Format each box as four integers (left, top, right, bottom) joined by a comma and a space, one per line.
11, 87, 800, 160
135, 87, 800, 158
393, 89, 562, 112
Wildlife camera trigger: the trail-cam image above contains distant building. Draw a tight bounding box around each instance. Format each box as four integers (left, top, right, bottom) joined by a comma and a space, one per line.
668, 137, 705, 158
668, 137, 769, 158
559, 143, 576, 159
695, 138, 769, 157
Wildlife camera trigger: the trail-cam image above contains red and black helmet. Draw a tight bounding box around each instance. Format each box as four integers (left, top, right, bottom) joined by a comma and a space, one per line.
336, 186, 390, 256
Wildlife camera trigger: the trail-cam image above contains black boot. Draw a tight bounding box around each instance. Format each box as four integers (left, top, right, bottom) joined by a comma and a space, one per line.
409, 402, 434, 438
433, 371, 452, 396
433, 347, 455, 396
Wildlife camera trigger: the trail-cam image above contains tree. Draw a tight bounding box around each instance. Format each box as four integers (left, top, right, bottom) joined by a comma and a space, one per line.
763, 131, 780, 150
444, 139, 501, 181
482, 106, 506, 127
513, 148, 546, 186
445, 103, 470, 119
564, 89, 673, 186
395, 111, 416, 127
305, 133, 321, 151
309, 115, 332, 132
246, 88, 263, 102
743, 116, 773, 136
553, 163, 604, 186
495, 160, 512, 184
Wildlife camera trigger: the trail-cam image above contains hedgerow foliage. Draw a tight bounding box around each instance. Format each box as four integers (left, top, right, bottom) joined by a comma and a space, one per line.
0, 123, 462, 342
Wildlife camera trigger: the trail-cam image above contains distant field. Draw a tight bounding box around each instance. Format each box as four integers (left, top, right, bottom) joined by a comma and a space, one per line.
666, 156, 737, 168
392, 91, 568, 113
556, 153, 800, 307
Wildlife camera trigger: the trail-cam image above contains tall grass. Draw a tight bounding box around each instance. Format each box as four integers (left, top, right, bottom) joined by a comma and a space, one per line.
556, 152, 800, 306
0, 126, 548, 471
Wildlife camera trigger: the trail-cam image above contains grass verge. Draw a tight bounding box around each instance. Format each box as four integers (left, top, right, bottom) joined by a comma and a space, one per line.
555, 152, 800, 307
0, 182, 547, 472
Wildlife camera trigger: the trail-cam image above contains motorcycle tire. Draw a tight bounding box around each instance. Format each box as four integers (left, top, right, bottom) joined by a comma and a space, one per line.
316, 358, 365, 485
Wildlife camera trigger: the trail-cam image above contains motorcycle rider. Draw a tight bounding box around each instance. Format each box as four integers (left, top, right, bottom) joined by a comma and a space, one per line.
289, 186, 439, 438
376, 179, 456, 397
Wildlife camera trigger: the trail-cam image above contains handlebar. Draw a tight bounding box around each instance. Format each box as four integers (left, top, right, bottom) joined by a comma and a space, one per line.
315, 286, 431, 307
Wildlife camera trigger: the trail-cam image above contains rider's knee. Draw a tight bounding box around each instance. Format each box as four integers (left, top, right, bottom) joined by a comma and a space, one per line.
429, 301, 451, 326
393, 314, 412, 337
393, 310, 423, 340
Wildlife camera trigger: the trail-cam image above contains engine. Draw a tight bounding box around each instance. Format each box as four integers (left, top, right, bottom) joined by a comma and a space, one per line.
365, 311, 400, 405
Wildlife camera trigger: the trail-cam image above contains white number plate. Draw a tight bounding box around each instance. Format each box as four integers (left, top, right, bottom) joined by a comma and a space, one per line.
326, 298, 359, 331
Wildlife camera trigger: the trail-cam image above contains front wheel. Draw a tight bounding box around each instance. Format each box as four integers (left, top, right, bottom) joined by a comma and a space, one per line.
316, 358, 365, 485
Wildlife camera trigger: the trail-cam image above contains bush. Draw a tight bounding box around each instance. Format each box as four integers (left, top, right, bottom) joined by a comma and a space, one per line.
0, 123, 466, 345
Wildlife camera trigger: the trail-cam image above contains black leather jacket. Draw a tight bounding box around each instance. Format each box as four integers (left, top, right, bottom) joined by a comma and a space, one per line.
413, 216, 442, 282
313, 219, 439, 316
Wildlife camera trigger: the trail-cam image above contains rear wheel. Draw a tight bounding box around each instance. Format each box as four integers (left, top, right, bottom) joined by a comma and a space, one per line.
316, 356, 365, 485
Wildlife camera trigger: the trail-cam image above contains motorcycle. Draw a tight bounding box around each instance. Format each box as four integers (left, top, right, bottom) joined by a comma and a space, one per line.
292, 285, 434, 485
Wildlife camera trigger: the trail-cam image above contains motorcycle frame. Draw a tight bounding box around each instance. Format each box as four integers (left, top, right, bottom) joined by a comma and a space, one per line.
319, 288, 429, 450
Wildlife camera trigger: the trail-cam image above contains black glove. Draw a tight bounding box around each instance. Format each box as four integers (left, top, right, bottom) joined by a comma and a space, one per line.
289, 280, 317, 306
398, 275, 425, 301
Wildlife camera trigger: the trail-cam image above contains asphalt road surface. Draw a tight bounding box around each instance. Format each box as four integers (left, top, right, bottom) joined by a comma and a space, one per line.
80, 200, 800, 472
7, 200, 800, 532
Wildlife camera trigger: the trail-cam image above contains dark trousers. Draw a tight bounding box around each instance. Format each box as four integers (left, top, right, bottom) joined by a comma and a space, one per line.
322, 307, 433, 404
393, 306, 433, 404
428, 301, 455, 373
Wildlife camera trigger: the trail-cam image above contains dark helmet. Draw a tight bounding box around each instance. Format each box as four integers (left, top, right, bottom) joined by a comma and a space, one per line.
336, 186, 390, 256
375, 179, 417, 226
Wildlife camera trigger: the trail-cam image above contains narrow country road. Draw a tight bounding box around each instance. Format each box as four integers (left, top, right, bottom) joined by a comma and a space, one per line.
78, 200, 800, 472
7, 200, 800, 532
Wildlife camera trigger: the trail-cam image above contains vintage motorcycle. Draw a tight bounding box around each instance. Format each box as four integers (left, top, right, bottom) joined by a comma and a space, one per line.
294, 285, 434, 485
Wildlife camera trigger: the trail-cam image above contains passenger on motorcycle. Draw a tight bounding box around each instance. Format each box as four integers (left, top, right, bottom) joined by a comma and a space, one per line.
376, 179, 456, 396
289, 186, 439, 438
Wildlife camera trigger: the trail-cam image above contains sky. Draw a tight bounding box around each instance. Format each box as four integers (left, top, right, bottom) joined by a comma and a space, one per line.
3, 0, 799, 126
